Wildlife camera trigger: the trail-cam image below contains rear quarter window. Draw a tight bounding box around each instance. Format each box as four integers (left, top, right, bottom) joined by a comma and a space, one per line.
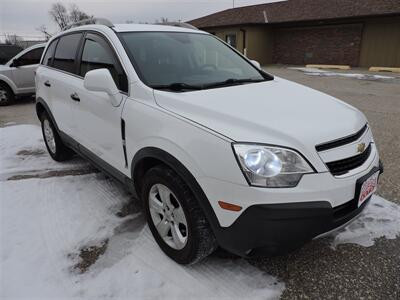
53, 33, 83, 74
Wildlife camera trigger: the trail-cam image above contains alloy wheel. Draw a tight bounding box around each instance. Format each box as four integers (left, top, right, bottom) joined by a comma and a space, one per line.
0, 88, 8, 104
43, 119, 56, 154
148, 183, 188, 250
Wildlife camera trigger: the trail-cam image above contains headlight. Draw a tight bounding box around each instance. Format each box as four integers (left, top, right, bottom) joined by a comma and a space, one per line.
233, 144, 314, 187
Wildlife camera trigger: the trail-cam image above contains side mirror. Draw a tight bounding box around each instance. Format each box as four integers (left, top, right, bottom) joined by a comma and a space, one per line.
11, 59, 20, 68
250, 60, 261, 69
83, 69, 122, 106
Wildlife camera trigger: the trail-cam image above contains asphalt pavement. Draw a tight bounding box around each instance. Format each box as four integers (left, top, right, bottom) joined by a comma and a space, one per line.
1, 66, 399, 299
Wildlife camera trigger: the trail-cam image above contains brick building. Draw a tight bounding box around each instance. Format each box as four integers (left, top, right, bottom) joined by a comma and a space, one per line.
189, 0, 400, 67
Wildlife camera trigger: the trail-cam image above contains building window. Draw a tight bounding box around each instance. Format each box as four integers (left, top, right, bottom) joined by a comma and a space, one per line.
226, 34, 237, 48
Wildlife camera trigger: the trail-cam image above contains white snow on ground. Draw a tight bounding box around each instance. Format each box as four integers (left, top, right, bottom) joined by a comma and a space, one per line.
1, 124, 400, 299
331, 195, 400, 248
0, 125, 284, 299
289, 67, 395, 81
0, 124, 91, 181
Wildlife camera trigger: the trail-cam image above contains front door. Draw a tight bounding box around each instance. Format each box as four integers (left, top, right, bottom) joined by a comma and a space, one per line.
12, 46, 44, 93
72, 33, 129, 173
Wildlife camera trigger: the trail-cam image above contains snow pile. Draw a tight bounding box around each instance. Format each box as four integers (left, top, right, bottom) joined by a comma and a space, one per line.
0, 125, 284, 299
289, 67, 395, 81
331, 195, 400, 247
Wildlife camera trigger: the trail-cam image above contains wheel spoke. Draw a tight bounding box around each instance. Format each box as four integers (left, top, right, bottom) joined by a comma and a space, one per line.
156, 219, 170, 238
149, 194, 164, 214
158, 185, 173, 209
171, 223, 186, 249
173, 207, 186, 225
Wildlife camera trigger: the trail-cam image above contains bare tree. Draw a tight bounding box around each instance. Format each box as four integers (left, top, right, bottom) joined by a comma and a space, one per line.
4, 33, 22, 45
69, 3, 91, 23
49, 2, 92, 30
158, 17, 169, 23
49, 2, 69, 30
36, 25, 52, 41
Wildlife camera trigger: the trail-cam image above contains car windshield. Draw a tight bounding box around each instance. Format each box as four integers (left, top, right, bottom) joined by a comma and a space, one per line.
118, 31, 268, 91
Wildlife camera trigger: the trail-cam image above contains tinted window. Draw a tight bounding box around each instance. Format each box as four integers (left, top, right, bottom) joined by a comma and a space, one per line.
41, 40, 58, 66
119, 32, 264, 87
80, 36, 127, 92
53, 33, 82, 73
18, 47, 44, 66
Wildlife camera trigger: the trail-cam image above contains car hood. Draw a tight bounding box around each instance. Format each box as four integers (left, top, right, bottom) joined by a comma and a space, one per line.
153, 77, 366, 156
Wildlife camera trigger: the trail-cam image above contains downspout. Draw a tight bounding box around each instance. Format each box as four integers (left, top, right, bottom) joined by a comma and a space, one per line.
240, 28, 247, 56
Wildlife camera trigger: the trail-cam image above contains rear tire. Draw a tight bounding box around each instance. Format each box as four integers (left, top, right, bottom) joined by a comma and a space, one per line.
0, 82, 15, 106
142, 165, 217, 265
40, 112, 74, 161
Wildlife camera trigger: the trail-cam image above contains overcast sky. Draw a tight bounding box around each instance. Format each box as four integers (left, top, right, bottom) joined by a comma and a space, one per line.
0, 0, 283, 41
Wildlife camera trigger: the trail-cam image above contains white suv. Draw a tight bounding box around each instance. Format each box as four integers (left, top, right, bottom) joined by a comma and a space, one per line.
0, 43, 45, 106
35, 20, 383, 264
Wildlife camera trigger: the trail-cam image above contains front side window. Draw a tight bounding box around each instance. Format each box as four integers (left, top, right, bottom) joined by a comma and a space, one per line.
119, 32, 266, 90
79, 34, 127, 92
41, 39, 58, 66
53, 33, 82, 74
17, 47, 44, 66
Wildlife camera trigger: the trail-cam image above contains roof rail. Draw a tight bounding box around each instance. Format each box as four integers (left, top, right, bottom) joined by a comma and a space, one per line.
62, 18, 114, 31
157, 22, 198, 30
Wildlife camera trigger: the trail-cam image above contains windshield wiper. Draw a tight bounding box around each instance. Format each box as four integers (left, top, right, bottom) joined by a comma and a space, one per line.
152, 82, 203, 91
203, 78, 265, 89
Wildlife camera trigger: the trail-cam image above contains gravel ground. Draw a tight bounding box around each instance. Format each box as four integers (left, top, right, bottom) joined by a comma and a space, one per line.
1, 66, 399, 299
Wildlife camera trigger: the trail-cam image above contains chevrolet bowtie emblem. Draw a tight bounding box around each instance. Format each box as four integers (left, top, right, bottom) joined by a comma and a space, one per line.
357, 143, 366, 153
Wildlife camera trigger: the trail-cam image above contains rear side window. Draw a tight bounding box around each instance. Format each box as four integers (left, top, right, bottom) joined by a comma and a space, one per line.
53, 33, 82, 74
41, 40, 58, 66
79, 34, 128, 92
18, 47, 44, 66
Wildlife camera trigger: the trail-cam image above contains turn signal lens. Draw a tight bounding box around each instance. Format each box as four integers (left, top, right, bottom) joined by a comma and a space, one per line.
218, 201, 242, 212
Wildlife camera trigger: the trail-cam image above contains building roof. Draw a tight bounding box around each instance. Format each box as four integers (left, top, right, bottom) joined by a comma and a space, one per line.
189, 0, 400, 29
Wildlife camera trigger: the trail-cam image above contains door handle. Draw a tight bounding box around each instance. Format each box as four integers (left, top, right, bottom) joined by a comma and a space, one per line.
70, 92, 80, 102
44, 81, 51, 87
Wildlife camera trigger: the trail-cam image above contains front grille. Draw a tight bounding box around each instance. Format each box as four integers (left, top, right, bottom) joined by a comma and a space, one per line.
316, 124, 368, 152
326, 144, 372, 176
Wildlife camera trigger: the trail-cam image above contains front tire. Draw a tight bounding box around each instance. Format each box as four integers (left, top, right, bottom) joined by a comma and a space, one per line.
0, 82, 15, 106
142, 165, 217, 265
40, 112, 74, 161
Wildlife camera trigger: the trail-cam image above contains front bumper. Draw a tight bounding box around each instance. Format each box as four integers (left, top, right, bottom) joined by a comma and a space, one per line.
212, 163, 383, 257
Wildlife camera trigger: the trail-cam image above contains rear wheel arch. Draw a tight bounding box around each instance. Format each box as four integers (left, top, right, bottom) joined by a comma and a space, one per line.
131, 147, 221, 232
35, 98, 60, 132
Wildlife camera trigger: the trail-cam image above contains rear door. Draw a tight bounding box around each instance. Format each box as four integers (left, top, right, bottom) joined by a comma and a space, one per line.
36, 39, 58, 112
72, 32, 129, 172
48, 33, 84, 136
12, 46, 44, 93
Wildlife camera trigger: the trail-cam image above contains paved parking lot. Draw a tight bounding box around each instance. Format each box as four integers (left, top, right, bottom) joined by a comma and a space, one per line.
1, 66, 399, 299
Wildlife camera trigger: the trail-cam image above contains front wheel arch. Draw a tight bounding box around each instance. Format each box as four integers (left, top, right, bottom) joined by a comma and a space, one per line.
131, 147, 221, 233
